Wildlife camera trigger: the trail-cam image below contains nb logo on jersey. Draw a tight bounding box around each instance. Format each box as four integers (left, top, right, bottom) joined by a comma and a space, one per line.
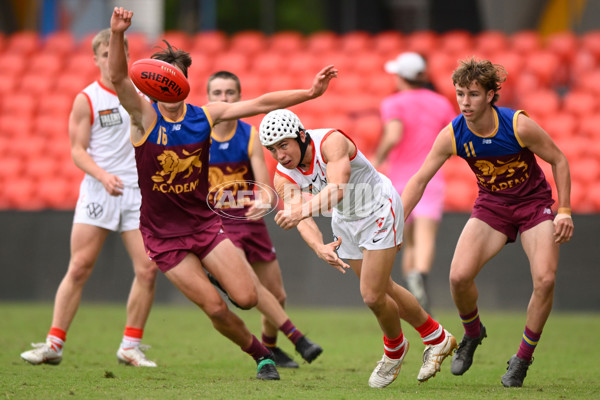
544, 208, 552, 215
172, 124, 181, 131
482, 139, 492, 144
219, 143, 229, 150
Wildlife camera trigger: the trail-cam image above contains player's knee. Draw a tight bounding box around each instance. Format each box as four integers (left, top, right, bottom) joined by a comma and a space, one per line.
66, 257, 95, 283
203, 300, 232, 321
449, 268, 472, 291
533, 272, 556, 295
229, 289, 258, 310
134, 261, 158, 286
361, 289, 386, 311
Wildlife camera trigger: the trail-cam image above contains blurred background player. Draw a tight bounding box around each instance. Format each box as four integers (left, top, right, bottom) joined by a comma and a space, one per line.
108, 7, 336, 379
260, 109, 456, 388
401, 57, 574, 387
20, 28, 158, 367
206, 70, 322, 368
373, 52, 456, 313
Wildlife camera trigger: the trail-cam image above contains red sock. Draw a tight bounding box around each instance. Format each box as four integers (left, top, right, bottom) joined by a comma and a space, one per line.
242, 335, 271, 361
383, 332, 406, 359
460, 308, 481, 338
47, 327, 66, 351
416, 315, 445, 345
121, 326, 144, 348
279, 319, 303, 345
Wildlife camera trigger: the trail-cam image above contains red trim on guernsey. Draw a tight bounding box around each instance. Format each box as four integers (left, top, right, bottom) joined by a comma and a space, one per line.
388, 197, 397, 246
97, 80, 118, 96
82, 92, 94, 126
320, 129, 358, 163
275, 170, 299, 187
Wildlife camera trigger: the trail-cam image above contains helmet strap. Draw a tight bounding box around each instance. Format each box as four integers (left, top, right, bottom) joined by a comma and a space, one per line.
295, 130, 311, 168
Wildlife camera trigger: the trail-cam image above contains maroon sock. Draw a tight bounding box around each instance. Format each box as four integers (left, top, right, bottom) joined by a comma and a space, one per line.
460, 308, 481, 338
262, 333, 277, 349
516, 326, 541, 362
242, 335, 271, 361
279, 319, 303, 345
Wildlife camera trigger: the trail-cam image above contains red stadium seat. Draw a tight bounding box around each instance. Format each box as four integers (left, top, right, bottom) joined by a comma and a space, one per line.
523, 50, 561, 87
155, 30, 191, 50
579, 115, 600, 139
38, 94, 73, 118
19, 73, 56, 96
372, 31, 405, 58
0, 53, 27, 76
191, 31, 228, 56
42, 30, 76, 56
545, 31, 579, 64
211, 51, 250, 74
510, 30, 542, 55
353, 52, 386, 76
474, 31, 509, 57
5, 31, 41, 56
562, 91, 598, 118
1, 93, 37, 119
439, 30, 474, 56
352, 113, 383, 157
541, 111, 577, 141
269, 31, 305, 54
580, 30, 600, 59
405, 30, 438, 58
518, 89, 561, 120
3, 178, 43, 210
340, 31, 372, 55
230, 30, 267, 56
55, 73, 94, 99
444, 178, 477, 212
251, 52, 286, 75
29, 52, 64, 77
306, 31, 339, 55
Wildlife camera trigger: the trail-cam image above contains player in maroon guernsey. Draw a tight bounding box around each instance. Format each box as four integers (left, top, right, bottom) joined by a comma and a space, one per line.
401, 57, 573, 387
108, 6, 336, 380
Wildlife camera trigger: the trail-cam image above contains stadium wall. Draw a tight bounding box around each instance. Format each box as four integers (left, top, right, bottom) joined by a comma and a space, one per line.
0, 211, 597, 311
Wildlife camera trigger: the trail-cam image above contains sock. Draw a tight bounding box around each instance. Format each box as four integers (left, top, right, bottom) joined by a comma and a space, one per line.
262, 333, 277, 349
279, 319, 303, 345
516, 326, 541, 362
47, 327, 66, 352
120, 326, 144, 349
416, 315, 445, 345
460, 308, 481, 338
383, 332, 406, 359
242, 335, 271, 361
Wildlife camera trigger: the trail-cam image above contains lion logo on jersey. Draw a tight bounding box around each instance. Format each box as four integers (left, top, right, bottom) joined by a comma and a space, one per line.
474, 157, 528, 183
207, 166, 249, 206
152, 148, 202, 184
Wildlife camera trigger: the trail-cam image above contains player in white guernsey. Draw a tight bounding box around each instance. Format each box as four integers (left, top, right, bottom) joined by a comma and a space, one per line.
260, 109, 457, 388
20, 29, 158, 367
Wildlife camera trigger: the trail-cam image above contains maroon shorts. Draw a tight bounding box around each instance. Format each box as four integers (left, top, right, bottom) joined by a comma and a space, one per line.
142, 222, 228, 273
223, 220, 276, 264
471, 197, 555, 243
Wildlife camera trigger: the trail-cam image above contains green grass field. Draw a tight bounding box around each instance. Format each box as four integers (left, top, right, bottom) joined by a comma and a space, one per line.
2, 303, 599, 400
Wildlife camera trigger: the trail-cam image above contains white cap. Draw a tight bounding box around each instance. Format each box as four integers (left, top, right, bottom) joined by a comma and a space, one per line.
384, 52, 426, 80
259, 109, 304, 146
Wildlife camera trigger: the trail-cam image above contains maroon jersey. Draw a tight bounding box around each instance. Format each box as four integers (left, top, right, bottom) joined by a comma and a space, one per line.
134, 103, 217, 238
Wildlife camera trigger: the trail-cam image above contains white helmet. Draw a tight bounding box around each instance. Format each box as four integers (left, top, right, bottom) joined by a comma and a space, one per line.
259, 109, 304, 146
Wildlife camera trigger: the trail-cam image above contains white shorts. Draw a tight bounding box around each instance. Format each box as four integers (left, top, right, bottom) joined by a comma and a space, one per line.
73, 176, 141, 232
331, 190, 404, 260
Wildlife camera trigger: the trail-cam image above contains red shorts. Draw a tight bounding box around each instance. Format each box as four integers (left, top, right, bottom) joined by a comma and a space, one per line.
471, 197, 555, 243
142, 222, 227, 273
223, 220, 276, 264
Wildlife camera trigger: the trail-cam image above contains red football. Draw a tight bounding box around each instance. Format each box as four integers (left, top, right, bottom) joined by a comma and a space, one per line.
129, 58, 190, 103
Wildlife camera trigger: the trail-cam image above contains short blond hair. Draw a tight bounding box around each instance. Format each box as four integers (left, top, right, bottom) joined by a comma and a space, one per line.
91, 28, 129, 55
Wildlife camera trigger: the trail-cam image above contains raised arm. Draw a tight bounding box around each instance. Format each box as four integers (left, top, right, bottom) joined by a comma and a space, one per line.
516, 113, 573, 243
401, 126, 454, 220
108, 7, 155, 140
372, 119, 403, 168
205, 65, 337, 125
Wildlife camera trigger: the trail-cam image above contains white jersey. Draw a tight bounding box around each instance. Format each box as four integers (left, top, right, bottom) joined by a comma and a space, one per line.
276, 129, 395, 221
81, 81, 137, 186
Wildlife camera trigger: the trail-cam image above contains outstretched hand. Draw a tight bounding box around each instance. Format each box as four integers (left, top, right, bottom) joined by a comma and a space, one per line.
308, 65, 338, 99
316, 236, 350, 274
111, 7, 133, 33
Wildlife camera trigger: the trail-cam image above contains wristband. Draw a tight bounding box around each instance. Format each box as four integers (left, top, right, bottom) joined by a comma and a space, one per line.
557, 207, 571, 215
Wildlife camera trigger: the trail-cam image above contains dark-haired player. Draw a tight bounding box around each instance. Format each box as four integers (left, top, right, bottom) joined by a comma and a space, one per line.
108, 6, 336, 380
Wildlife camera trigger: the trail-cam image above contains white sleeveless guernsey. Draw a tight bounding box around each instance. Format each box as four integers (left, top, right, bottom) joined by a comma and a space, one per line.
81, 81, 137, 186
276, 129, 395, 221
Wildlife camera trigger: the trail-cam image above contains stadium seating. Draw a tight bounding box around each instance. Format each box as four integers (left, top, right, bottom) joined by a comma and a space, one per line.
0, 29, 598, 212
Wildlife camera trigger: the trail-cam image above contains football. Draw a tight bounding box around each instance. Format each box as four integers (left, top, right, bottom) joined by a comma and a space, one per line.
129, 58, 190, 103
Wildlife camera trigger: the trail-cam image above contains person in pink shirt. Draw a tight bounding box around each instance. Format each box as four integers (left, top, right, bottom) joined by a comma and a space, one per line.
373, 52, 456, 313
